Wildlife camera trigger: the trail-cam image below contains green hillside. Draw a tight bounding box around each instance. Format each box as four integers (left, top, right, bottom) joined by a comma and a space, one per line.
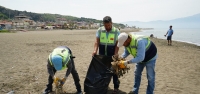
0, 6, 125, 28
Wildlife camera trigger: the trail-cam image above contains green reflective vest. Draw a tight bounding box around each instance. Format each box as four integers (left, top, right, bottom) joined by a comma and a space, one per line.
99, 26, 118, 55
126, 34, 151, 57
48, 48, 70, 70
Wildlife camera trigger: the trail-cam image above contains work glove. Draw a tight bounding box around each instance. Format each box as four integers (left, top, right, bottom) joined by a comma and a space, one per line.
61, 77, 67, 86
118, 60, 129, 69
53, 76, 60, 84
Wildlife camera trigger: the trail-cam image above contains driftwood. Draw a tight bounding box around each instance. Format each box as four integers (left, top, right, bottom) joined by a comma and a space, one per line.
54, 78, 65, 94
111, 55, 130, 78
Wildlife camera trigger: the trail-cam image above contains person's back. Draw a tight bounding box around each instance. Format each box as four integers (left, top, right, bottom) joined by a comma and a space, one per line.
43, 46, 82, 94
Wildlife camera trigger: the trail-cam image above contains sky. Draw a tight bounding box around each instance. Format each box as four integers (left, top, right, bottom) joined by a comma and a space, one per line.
1, 0, 200, 23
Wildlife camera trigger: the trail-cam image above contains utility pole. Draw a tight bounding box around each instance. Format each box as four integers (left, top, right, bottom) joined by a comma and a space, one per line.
6, 9, 10, 20
9, 10, 10, 19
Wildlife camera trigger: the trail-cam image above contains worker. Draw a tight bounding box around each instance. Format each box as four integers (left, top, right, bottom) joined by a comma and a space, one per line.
43, 46, 82, 94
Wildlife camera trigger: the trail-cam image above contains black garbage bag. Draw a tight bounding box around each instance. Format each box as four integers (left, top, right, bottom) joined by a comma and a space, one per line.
84, 55, 113, 94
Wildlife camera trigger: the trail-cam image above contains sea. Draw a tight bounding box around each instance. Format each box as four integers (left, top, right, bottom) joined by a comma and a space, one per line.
131, 28, 200, 46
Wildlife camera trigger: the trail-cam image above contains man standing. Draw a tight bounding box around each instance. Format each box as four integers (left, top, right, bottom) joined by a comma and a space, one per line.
92, 16, 120, 94
117, 32, 157, 94
43, 46, 82, 94
164, 25, 174, 45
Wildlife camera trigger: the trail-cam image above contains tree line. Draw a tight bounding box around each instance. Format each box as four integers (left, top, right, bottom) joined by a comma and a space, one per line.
0, 6, 125, 28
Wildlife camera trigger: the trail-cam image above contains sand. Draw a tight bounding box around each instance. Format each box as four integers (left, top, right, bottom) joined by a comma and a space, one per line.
0, 29, 200, 94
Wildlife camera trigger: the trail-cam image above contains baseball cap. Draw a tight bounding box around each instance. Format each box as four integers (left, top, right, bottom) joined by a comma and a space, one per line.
103, 16, 112, 23
51, 55, 63, 70
117, 32, 128, 47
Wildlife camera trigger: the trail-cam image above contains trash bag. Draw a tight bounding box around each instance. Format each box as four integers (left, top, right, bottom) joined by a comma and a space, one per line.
84, 55, 113, 94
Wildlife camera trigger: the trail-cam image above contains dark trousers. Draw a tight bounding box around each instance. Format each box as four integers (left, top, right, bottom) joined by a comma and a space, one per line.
97, 54, 120, 89
167, 36, 172, 40
113, 74, 119, 89
46, 58, 82, 92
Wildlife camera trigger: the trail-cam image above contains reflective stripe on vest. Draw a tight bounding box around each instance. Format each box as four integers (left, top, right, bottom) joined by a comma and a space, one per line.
48, 48, 70, 70
126, 34, 151, 57
99, 26, 118, 55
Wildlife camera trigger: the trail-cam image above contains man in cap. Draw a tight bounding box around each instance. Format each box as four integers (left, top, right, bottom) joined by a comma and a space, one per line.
117, 32, 157, 94
92, 16, 120, 94
43, 46, 82, 94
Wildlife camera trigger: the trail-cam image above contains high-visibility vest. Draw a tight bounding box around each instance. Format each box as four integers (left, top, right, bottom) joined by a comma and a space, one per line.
48, 48, 71, 70
126, 34, 157, 62
99, 26, 119, 56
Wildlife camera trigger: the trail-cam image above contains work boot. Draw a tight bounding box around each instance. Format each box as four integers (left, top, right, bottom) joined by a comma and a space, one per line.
112, 89, 119, 94
43, 87, 52, 94
43, 90, 52, 94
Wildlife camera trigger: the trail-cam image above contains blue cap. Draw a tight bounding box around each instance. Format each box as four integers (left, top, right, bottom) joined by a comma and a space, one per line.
51, 55, 63, 70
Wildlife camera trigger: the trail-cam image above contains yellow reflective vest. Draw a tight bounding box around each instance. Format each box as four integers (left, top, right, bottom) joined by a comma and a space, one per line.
125, 34, 157, 63
126, 34, 151, 57
98, 26, 119, 56
48, 48, 70, 70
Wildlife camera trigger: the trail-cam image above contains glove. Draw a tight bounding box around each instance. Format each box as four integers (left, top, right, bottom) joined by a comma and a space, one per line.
118, 60, 129, 69
53, 76, 60, 84
61, 77, 67, 86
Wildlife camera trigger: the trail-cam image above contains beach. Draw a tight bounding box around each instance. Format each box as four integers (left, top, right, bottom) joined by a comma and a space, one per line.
0, 29, 200, 94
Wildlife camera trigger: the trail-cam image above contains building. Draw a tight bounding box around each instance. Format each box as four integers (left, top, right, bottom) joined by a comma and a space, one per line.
12, 14, 35, 29
0, 21, 12, 30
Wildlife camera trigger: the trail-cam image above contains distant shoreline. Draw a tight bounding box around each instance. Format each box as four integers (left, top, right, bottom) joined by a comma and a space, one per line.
131, 28, 200, 47
156, 37, 200, 47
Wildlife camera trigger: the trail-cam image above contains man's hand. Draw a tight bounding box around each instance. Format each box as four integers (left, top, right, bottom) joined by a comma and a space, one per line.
61, 77, 67, 86
92, 51, 97, 56
112, 54, 119, 61
164, 35, 166, 37
118, 60, 129, 69
53, 76, 59, 83
113, 54, 119, 58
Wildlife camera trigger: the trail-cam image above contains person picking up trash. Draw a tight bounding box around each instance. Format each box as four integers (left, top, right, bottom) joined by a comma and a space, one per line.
43, 46, 82, 94
117, 32, 157, 94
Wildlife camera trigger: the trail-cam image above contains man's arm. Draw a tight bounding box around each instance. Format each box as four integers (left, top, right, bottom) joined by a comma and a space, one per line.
128, 39, 146, 63
92, 30, 100, 56
121, 47, 130, 58
93, 37, 100, 56
65, 60, 72, 78
165, 31, 168, 36
114, 30, 120, 55
114, 40, 119, 55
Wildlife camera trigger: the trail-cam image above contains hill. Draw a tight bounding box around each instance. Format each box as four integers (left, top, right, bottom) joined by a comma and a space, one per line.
122, 13, 200, 28
0, 6, 125, 28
